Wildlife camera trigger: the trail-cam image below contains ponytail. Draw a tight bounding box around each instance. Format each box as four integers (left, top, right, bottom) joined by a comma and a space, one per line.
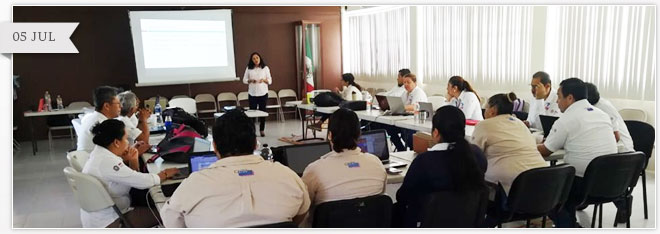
342, 73, 363, 91
91, 119, 126, 148
448, 76, 481, 103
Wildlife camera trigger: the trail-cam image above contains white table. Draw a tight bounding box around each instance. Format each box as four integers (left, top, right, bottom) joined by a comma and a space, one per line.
354, 110, 414, 126
295, 104, 340, 140
213, 110, 269, 118
23, 107, 87, 155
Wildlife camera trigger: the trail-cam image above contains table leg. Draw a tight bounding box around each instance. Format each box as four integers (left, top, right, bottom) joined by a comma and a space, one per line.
301, 109, 307, 140
30, 117, 37, 155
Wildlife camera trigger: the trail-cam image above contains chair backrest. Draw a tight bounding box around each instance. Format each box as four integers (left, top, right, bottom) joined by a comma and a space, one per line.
171, 95, 190, 100
194, 94, 217, 112
68, 101, 93, 109
427, 96, 447, 110
624, 120, 655, 167
145, 96, 168, 112
522, 101, 530, 113
194, 94, 216, 103
267, 90, 278, 99
581, 152, 646, 203
237, 92, 249, 101
418, 187, 489, 228
619, 108, 647, 122
374, 88, 386, 94
506, 164, 576, 217
71, 118, 83, 137
278, 89, 297, 99
313, 194, 392, 228
66, 150, 90, 172
249, 221, 298, 228
168, 98, 197, 114
63, 167, 116, 212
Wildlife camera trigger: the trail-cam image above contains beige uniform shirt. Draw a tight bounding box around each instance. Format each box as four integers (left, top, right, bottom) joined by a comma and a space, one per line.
160, 155, 310, 228
472, 115, 547, 194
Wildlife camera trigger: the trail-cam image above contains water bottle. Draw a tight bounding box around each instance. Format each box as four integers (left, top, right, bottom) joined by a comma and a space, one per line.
164, 115, 172, 131
154, 101, 163, 127
364, 92, 373, 111
56, 95, 64, 110
260, 144, 273, 161
413, 102, 420, 121
44, 91, 52, 111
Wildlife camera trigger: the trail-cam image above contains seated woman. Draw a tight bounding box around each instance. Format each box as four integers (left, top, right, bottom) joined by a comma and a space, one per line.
314, 73, 364, 126
446, 76, 484, 120
82, 119, 179, 228
393, 106, 487, 228
302, 108, 387, 226
472, 93, 547, 194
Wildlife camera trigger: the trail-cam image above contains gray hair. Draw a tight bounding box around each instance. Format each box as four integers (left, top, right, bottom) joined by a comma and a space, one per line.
117, 91, 137, 116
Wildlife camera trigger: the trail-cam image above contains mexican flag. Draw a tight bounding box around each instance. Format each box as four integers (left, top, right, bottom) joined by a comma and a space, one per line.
304, 35, 315, 92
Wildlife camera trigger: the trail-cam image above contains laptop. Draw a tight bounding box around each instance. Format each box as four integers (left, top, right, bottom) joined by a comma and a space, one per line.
375, 95, 390, 111
539, 115, 560, 139
170, 151, 219, 180
357, 129, 407, 168
192, 137, 212, 153
273, 142, 332, 176
384, 96, 411, 116
418, 102, 434, 120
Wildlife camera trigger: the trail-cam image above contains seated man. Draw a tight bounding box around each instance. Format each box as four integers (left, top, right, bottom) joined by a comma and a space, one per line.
537, 78, 617, 228
524, 71, 562, 129
160, 110, 310, 227
584, 82, 634, 153
77, 86, 122, 153
116, 91, 151, 144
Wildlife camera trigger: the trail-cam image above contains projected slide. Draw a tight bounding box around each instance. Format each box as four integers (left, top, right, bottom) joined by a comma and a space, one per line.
129, 9, 237, 86
141, 19, 228, 69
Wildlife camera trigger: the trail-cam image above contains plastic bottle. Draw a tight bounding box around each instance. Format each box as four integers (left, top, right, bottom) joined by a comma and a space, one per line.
260, 144, 273, 161
164, 115, 172, 131
413, 102, 420, 122
154, 96, 163, 127
44, 91, 52, 111
56, 95, 64, 110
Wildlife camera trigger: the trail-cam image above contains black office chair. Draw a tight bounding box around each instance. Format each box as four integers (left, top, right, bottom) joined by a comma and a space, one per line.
488, 164, 576, 228
414, 186, 489, 227
248, 221, 298, 228
512, 111, 529, 121
576, 152, 646, 228
313, 194, 393, 228
624, 120, 655, 219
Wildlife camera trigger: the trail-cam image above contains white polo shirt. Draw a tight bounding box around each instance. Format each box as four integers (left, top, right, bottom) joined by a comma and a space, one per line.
449, 91, 483, 120
593, 98, 634, 152
527, 91, 562, 130
384, 85, 406, 97
242, 66, 273, 97
81, 146, 161, 228
116, 115, 142, 143
77, 111, 109, 153
543, 99, 618, 177
160, 155, 310, 228
341, 85, 363, 101
401, 86, 428, 106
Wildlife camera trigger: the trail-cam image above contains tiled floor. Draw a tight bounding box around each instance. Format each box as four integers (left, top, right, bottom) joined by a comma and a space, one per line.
12, 119, 656, 228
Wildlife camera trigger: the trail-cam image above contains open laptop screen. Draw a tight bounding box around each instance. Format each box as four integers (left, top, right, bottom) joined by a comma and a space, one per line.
540, 115, 560, 139
357, 129, 389, 161
189, 152, 218, 173
283, 142, 332, 175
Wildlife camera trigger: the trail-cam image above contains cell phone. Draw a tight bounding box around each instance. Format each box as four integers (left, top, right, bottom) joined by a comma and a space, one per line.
387, 167, 402, 174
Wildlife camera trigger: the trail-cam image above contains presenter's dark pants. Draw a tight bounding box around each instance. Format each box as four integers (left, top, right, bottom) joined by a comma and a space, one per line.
249, 94, 268, 131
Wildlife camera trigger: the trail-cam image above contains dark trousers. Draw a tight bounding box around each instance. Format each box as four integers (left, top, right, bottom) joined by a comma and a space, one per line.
384, 125, 414, 152
249, 94, 268, 131
550, 177, 584, 228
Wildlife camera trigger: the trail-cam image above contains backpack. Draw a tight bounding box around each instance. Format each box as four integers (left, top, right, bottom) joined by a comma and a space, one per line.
313, 92, 344, 107
146, 123, 202, 164
162, 107, 208, 138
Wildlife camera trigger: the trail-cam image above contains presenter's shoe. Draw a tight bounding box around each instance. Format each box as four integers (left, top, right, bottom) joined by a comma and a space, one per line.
260, 131, 265, 137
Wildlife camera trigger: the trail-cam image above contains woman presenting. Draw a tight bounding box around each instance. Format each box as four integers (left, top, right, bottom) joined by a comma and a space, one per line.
243, 52, 272, 137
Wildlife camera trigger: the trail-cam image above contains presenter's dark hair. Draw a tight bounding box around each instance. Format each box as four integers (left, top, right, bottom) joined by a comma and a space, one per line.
398, 69, 411, 76
559, 78, 587, 101
213, 109, 257, 157
91, 119, 126, 148
247, 52, 267, 69
487, 92, 518, 115
533, 71, 552, 85
585, 82, 601, 105
93, 86, 119, 112
328, 108, 360, 153
341, 73, 363, 91
432, 106, 485, 190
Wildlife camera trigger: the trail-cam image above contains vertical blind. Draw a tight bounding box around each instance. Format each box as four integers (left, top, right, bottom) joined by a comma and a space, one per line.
545, 6, 656, 101
342, 5, 655, 101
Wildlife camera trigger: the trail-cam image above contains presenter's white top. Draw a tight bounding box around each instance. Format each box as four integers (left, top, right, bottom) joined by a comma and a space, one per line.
77, 111, 108, 153
401, 86, 428, 106
81, 146, 160, 228
543, 99, 618, 177
526, 91, 561, 129
594, 98, 634, 152
243, 66, 273, 97
449, 91, 483, 120
341, 85, 363, 101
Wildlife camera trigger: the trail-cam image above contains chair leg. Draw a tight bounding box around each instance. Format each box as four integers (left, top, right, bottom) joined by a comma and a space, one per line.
497, 223, 502, 228
598, 204, 603, 228
70, 127, 75, 148
48, 129, 53, 150
526, 219, 531, 228
642, 171, 648, 219
541, 216, 546, 228
591, 204, 598, 228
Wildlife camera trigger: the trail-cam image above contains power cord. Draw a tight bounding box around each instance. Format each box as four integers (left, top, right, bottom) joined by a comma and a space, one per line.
147, 186, 164, 228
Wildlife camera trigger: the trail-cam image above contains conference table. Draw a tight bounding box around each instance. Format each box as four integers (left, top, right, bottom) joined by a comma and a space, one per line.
23, 106, 87, 155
